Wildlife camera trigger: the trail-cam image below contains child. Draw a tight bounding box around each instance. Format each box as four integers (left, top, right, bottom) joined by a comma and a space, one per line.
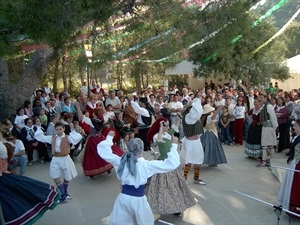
233, 98, 246, 145
220, 106, 233, 145
97, 131, 180, 225
73, 121, 86, 137
35, 122, 82, 203
33, 117, 44, 131
39, 108, 48, 129
73, 120, 87, 155
145, 118, 196, 215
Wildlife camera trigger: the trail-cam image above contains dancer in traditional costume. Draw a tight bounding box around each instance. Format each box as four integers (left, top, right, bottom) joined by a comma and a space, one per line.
0, 124, 60, 224
256, 93, 278, 167
181, 98, 206, 185
76, 103, 124, 178
245, 99, 262, 159
35, 122, 81, 203
145, 117, 196, 215
97, 131, 180, 225
200, 104, 227, 166
277, 119, 300, 218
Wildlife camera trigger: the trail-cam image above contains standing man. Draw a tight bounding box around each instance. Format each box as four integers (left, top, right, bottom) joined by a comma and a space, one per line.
168, 94, 184, 142
244, 88, 256, 140
130, 96, 152, 151
256, 93, 278, 167
181, 97, 206, 185
43, 83, 52, 96
80, 81, 88, 96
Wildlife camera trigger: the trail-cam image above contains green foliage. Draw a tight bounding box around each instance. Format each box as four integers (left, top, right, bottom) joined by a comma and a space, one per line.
0, 0, 296, 91
188, 0, 289, 85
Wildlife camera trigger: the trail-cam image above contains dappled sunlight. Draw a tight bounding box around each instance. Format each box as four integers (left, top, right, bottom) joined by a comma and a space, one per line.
226, 195, 248, 210
101, 216, 109, 224
190, 187, 207, 200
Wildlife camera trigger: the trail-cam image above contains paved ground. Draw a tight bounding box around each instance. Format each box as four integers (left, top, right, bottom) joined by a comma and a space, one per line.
22, 144, 299, 225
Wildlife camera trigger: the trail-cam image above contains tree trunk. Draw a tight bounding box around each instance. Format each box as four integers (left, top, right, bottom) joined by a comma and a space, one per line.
134, 63, 142, 94
62, 57, 67, 92
0, 48, 54, 119
53, 57, 59, 92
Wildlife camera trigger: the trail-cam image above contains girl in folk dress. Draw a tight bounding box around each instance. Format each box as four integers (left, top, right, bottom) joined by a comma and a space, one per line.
76, 103, 124, 178
200, 104, 227, 166
274, 97, 288, 152
233, 98, 246, 145
245, 100, 262, 159
145, 117, 196, 215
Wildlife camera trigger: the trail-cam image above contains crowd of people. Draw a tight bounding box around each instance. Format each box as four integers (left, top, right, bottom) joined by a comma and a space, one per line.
0, 79, 300, 223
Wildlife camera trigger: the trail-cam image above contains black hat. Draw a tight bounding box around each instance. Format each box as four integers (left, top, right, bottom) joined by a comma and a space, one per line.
139, 97, 148, 104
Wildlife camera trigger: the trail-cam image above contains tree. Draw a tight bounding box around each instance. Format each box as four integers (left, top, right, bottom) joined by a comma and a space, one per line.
1, 0, 292, 119
188, 0, 289, 85
0, 0, 128, 118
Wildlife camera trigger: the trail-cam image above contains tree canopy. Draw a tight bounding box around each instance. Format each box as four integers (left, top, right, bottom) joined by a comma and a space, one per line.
0, 0, 299, 118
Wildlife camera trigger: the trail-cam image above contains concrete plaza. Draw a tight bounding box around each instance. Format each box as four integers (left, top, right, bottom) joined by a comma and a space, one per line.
23, 144, 299, 225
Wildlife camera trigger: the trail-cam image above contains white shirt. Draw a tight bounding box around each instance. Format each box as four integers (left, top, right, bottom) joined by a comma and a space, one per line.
35, 130, 82, 152
233, 106, 246, 119
0, 142, 7, 159
97, 135, 180, 188
153, 132, 171, 144
185, 98, 203, 125
130, 101, 150, 126
80, 86, 88, 95
215, 99, 226, 107
103, 111, 115, 123
10, 140, 25, 155
14, 115, 28, 129
168, 101, 183, 116
44, 86, 52, 95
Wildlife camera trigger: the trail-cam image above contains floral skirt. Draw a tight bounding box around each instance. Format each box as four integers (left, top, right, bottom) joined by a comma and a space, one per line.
0, 173, 60, 225
145, 168, 196, 214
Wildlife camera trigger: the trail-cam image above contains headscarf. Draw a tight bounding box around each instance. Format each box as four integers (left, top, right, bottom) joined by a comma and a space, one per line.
117, 138, 144, 177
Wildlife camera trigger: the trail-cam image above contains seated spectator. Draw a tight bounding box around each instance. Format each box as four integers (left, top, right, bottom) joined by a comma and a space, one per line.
23, 100, 34, 119
113, 111, 134, 148
21, 118, 45, 166
2, 118, 21, 139
6, 133, 28, 175
32, 99, 43, 118
62, 97, 76, 115
14, 107, 28, 133
38, 108, 48, 130
103, 104, 115, 127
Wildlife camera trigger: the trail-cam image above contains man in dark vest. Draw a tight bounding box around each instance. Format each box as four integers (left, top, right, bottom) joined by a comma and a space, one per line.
181, 97, 206, 185
256, 93, 278, 167
130, 96, 152, 151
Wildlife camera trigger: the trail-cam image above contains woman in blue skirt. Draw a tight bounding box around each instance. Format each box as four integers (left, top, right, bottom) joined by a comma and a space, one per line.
0, 124, 60, 225
200, 104, 227, 166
